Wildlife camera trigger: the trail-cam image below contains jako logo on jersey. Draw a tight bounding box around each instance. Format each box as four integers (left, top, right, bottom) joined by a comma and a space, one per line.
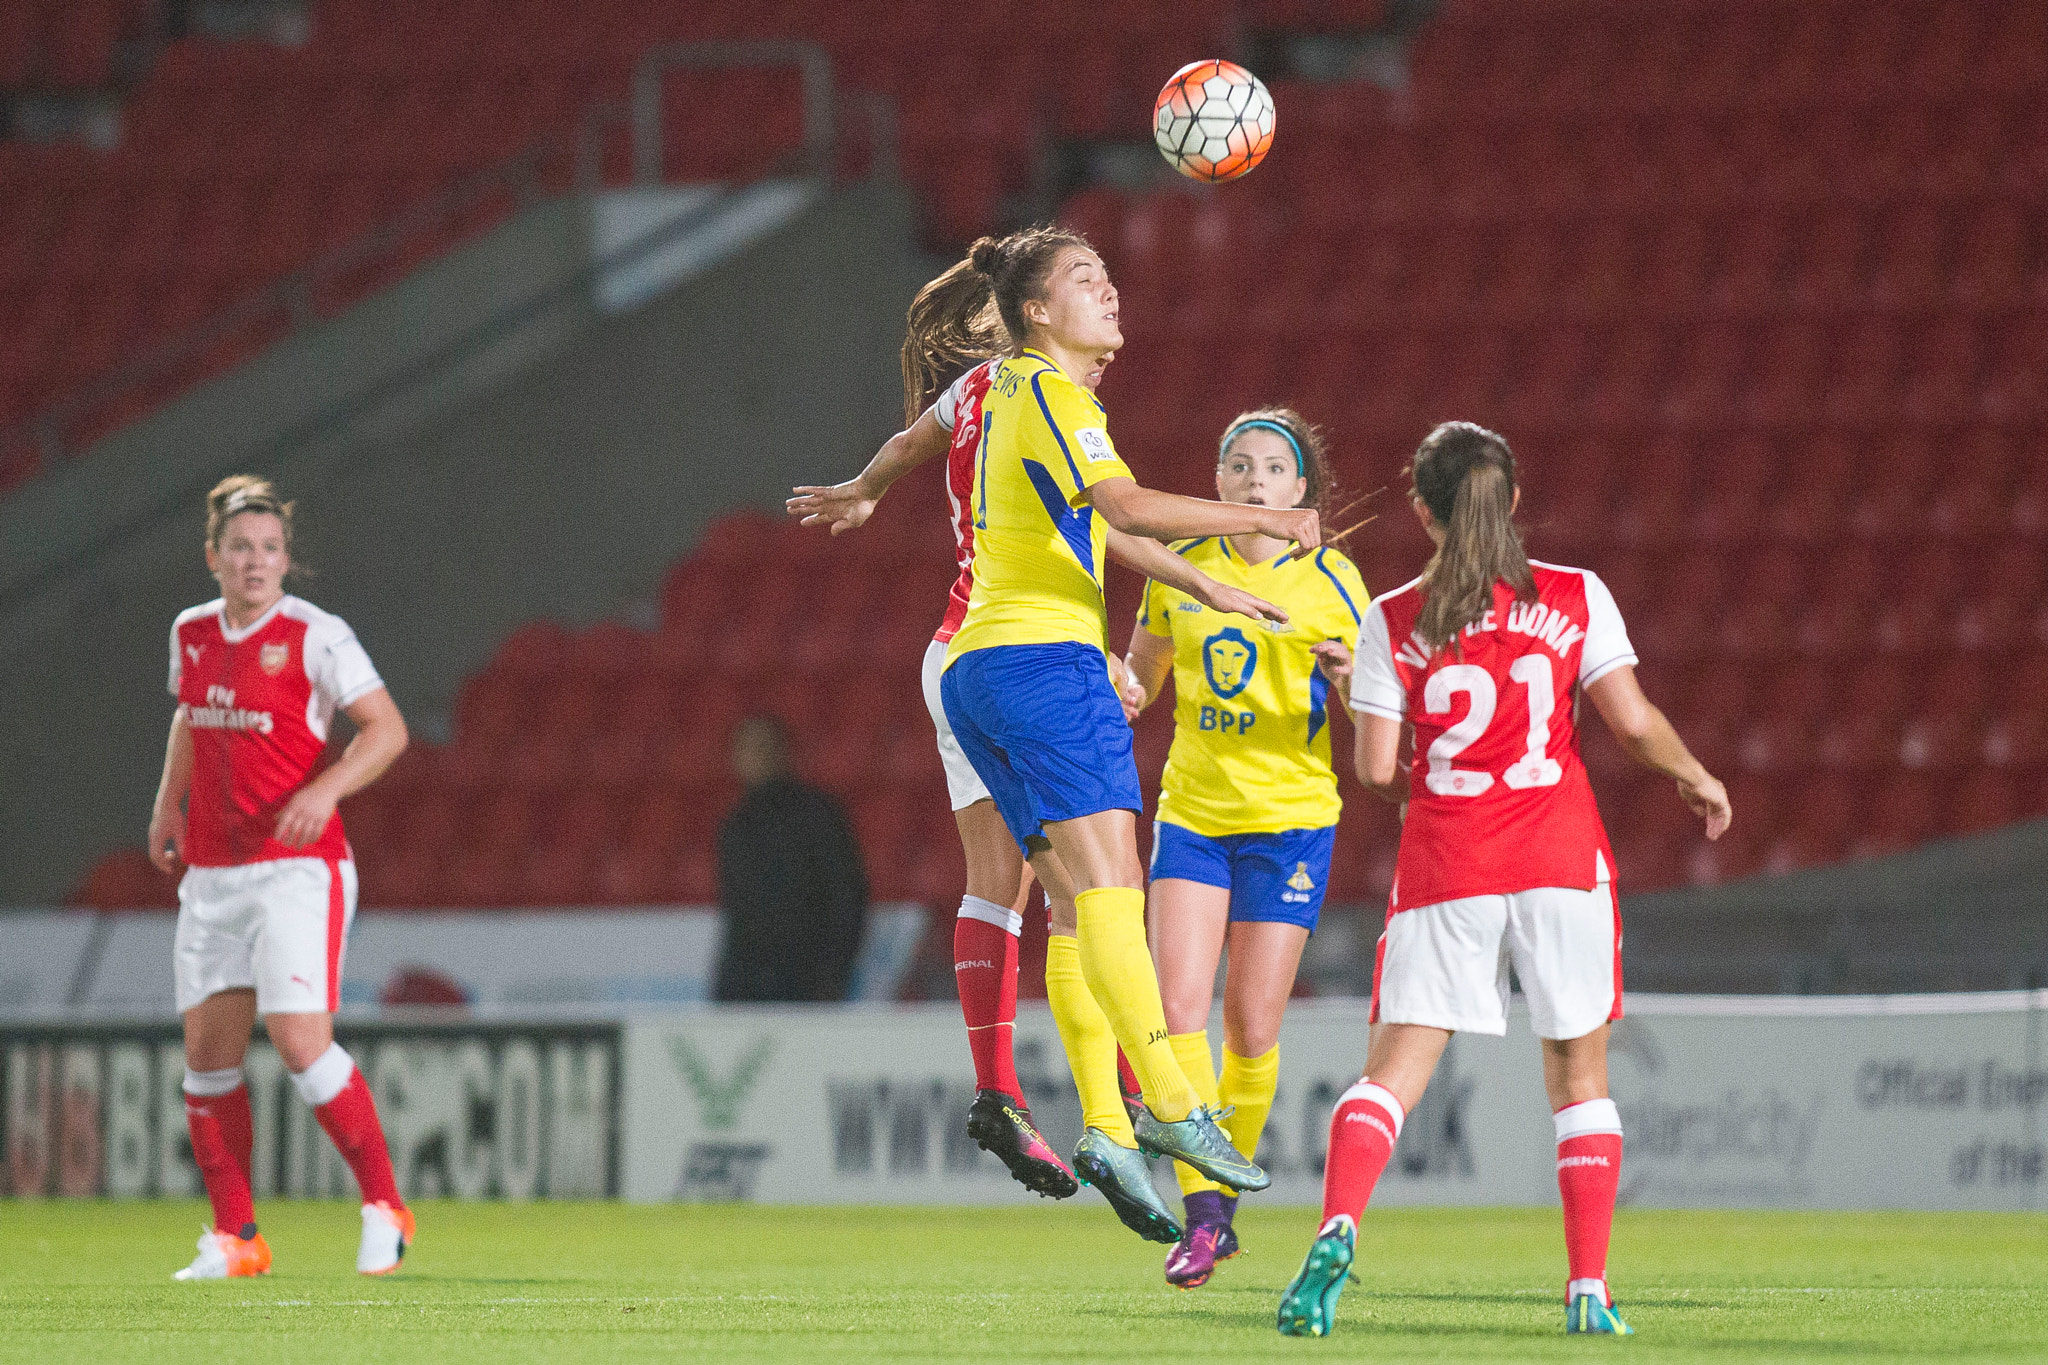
1203, 626, 1257, 699
186, 684, 275, 735
260, 641, 290, 675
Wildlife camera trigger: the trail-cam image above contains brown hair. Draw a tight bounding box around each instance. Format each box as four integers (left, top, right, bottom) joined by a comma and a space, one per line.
1411, 421, 1534, 652
900, 255, 1005, 425
205, 475, 294, 552
969, 224, 1095, 356
1219, 407, 1338, 519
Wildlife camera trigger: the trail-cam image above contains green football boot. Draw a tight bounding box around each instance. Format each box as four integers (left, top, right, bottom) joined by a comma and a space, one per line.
1133, 1104, 1270, 1191
1277, 1214, 1356, 1337
1073, 1128, 1183, 1244
1567, 1293, 1634, 1335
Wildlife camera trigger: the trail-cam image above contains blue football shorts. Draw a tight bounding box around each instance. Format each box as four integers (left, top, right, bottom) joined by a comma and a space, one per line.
1149, 820, 1336, 932
939, 641, 1144, 852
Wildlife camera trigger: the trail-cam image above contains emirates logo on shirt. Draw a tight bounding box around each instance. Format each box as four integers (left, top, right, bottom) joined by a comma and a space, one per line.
259, 642, 290, 675
188, 684, 275, 735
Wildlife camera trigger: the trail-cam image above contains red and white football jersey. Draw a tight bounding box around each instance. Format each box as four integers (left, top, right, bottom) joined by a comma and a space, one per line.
168, 595, 384, 867
929, 358, 998, 644
1351, 561, 1637, 912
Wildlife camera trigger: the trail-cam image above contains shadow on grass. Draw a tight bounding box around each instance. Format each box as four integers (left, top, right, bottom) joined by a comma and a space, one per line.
394, 1277, 584, 1286
1131, 1284, 1730, 1312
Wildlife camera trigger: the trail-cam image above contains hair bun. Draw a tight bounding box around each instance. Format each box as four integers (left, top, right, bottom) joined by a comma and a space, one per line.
968, 237, 1002, 277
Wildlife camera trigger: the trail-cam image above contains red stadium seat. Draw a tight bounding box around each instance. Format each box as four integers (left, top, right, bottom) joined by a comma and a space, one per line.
33, 1, 2047, 912
68, 849, 180, 910
1853, 774, 1950, 859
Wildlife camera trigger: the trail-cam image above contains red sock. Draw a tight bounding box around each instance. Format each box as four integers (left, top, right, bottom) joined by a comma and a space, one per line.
1321, 1080, 1405, 1227
1555, 1099, 1623, 1301
1116, 1049, 1140, 1101
954, 901, 1021, 1100
315, 1069, 405, 1209
185, 1084, 255, 1236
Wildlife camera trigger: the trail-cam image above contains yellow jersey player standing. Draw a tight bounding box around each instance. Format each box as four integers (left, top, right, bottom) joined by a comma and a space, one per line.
938, 225, 1322, 1238
1124, 409, 1368, 1287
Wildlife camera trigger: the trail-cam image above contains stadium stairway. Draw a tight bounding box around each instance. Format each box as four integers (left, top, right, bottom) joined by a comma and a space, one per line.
1, 0, 1256, 490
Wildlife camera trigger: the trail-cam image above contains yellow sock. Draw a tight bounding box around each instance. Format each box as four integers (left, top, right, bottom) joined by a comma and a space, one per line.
1044, 934, 1134, 1146
1075, 886, 1197, 1122
1219, 1045, 1280, 1165
1170, 1031, 1224, 1196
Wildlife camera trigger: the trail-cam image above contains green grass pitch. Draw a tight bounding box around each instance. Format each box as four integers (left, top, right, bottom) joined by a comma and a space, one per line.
3, 1202, 2043, 1363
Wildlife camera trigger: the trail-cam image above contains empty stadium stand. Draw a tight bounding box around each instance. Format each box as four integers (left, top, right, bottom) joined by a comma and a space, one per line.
0, 0, 1243, 483
45, 1, 2048, 955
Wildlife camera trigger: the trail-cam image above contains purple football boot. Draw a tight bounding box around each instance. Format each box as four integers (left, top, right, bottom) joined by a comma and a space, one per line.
1164, 1191, 1243, 1289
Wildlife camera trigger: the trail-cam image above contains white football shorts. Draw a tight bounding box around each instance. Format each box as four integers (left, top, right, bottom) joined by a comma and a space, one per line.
174, 856, 358, 1015
922, 638, 992, 811
1372, 879, 1621, 1041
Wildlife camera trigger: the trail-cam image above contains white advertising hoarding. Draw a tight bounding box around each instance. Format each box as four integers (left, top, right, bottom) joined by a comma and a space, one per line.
619, 994, 2048, 1211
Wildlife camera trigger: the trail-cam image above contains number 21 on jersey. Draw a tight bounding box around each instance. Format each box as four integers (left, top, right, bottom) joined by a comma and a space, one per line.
1423, 655, 1565, 797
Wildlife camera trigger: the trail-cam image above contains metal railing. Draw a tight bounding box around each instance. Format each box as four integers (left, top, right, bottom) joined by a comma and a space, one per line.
631, 41, 835, 185
0, 41, 865, 484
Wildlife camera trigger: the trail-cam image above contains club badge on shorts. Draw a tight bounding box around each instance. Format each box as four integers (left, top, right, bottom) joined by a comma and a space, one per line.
260, 642, 290, 675
1283, 861, 1316, 905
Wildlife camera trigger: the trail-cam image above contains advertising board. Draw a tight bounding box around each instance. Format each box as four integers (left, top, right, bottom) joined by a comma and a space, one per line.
1, 1020, 618, 1198
619, 995, 2048, 1211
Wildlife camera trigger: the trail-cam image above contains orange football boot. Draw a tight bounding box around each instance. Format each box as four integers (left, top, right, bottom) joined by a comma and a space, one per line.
173, 1227, 272, 1280
357, 1201, 415, 1275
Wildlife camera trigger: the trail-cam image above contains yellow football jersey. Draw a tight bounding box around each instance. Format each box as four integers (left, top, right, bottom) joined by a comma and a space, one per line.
943, 350, 1136, 666
1138, 539, 1369, 836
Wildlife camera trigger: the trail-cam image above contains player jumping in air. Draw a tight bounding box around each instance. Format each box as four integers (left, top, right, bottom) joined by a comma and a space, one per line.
1276, 423, 1731, 1337
936, 225, 1329, 1220
149, 477, 414, 1279
788, 245, 1282, 1238
1122, 408, 1368, 1286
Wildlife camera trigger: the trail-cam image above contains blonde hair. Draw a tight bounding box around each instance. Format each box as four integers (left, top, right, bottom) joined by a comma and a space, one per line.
206, 475, 294, 552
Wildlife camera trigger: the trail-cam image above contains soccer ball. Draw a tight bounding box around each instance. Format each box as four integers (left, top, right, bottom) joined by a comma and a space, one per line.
1153, 59, 1276, 183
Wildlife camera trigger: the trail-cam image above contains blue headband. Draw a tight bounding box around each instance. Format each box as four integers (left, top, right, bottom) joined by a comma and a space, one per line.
1221, 418, 1304, 477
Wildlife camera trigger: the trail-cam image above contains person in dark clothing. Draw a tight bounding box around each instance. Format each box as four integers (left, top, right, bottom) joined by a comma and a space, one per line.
713, 716, 869, 1002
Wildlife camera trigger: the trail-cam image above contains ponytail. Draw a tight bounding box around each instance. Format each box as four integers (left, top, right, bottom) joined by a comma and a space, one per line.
901, 224, 1100, 425
900, 256, 1004, 425
1411, 421, 1534, 653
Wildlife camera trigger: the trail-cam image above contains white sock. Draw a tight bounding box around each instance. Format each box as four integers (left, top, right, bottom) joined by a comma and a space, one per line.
289, 1043, 355, 1106
1337, 1079, 1407, 1139
956, 894, 1023, 935
1568, 1276, 1609, 1306
1553, 1097, 1623, 1142
182, 1065, 244, 1097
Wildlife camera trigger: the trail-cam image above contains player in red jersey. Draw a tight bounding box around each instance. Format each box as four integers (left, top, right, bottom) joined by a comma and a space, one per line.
789, 247, 1280, 1232
148, 476, 414, 1280
1277, 423, 1731, 1338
